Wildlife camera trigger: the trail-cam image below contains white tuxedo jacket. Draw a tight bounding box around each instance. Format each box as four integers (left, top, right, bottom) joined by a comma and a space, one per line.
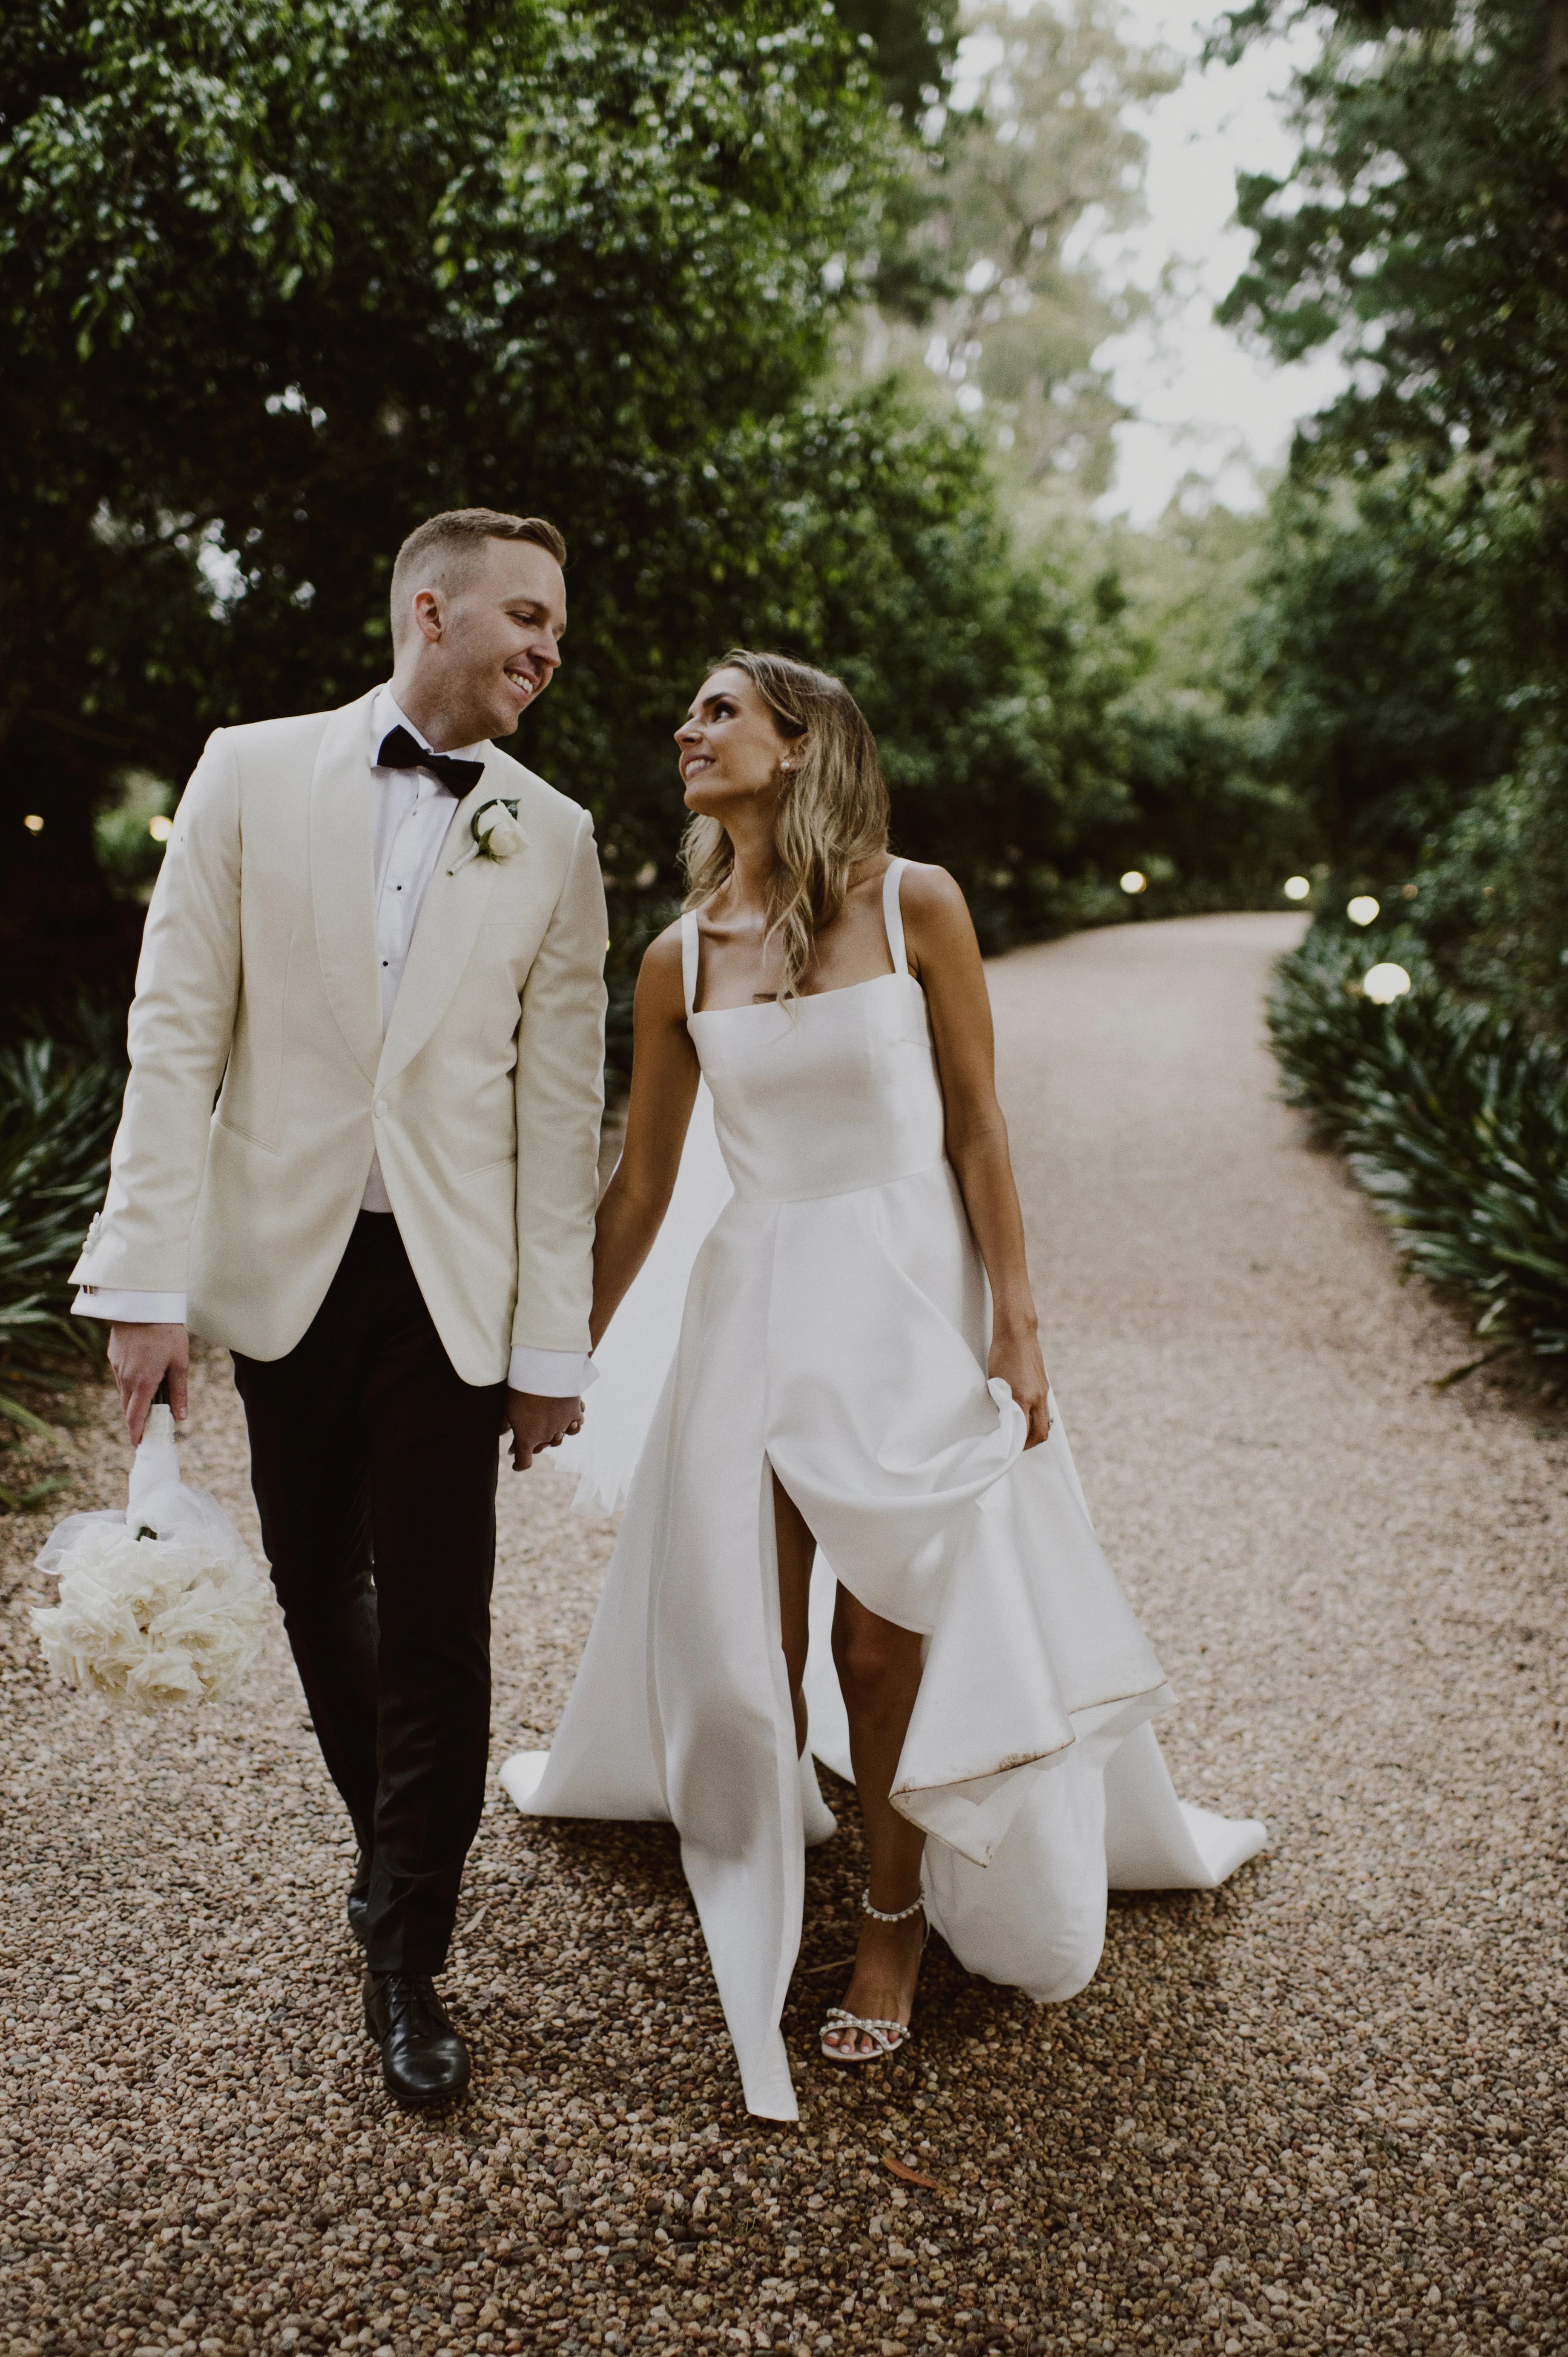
71, 689, 608, 1385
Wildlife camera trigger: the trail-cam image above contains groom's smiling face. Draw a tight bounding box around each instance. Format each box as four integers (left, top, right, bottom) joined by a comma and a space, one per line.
399, 536, 567, 747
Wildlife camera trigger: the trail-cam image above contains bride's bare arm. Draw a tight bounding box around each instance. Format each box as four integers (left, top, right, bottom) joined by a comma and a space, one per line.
900, 863, 1052, 1446
589, 926, 701, 1349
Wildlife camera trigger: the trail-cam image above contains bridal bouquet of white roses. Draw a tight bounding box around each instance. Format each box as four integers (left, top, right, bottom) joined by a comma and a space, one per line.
32, 1404, 275, 1711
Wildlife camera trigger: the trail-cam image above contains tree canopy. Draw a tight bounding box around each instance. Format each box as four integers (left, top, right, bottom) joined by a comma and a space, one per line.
2, 0, 1320, 1051
2, 0, 888, 822
1218, 0, 1568, 1029
1218, 0, 1568, 478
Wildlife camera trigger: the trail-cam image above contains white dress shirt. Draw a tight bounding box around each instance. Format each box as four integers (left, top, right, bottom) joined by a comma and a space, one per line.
75, 687, 595, 1400
359, 688, 476, 1213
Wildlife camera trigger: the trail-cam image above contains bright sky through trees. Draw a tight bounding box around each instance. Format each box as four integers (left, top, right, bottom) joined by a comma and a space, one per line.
967, 0, 1354, 523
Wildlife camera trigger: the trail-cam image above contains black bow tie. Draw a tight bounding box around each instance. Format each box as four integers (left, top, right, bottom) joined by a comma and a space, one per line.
376, 723, 484, 797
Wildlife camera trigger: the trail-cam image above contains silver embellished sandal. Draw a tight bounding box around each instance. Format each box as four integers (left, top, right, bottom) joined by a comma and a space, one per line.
821, 1888, 927, 2064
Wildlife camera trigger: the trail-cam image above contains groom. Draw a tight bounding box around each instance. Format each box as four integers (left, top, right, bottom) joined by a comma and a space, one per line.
70, 507, 607, 2107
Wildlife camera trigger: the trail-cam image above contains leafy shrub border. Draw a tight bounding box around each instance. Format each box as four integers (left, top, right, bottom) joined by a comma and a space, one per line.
1267, 926, 1568, 1374
0, 1022, 126, 1509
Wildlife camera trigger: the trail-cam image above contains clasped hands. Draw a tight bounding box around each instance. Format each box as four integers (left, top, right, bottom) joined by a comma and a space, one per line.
503, 1388, 584, 1472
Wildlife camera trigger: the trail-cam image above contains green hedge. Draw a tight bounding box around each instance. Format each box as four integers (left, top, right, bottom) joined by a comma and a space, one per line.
1267, 926, 1568, 1368
0, 1020, 125, 1498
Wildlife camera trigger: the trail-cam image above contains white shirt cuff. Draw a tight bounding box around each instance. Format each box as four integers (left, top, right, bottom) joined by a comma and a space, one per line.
508, 1345, 598, 1397
72, 1288, 189, 1325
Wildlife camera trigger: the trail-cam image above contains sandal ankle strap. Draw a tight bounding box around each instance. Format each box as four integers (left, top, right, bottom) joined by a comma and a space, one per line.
861, 1886, 924, 1923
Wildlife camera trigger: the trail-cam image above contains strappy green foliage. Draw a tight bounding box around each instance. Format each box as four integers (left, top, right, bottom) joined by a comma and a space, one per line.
1267, 928, 1568, 1366
0, 1019, 126, 1493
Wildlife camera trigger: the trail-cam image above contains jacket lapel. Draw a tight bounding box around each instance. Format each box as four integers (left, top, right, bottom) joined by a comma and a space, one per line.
375, 772, 508, 1088
310, 692, 382, 1086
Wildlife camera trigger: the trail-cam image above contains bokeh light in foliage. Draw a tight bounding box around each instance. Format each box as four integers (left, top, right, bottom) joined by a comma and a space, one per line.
1347, 895, 1381, 926
1363, 963, 1412, 1004
1120, 870, 1146, 895
1283, 875, 1310, 901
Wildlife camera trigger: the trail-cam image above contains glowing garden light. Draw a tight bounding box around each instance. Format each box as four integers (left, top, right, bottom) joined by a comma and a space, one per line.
23, 813, 43, 834
149, 814, 173, 842
1120, 870, 1146, 896
1346, 894, 1380, 926
1363, 963, 1412, 1005
1282, 876, 1310, 902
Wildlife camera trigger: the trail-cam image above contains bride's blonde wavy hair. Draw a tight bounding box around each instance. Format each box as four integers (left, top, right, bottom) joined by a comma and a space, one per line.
681, 651, 890, 1003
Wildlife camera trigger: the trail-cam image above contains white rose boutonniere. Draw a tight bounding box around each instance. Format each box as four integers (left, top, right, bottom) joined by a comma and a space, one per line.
472, 798, 525, 861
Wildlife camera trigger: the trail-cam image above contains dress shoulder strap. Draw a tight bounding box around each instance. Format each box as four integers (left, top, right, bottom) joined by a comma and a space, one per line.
680, 910, 701, 1019
881, 857, 910, 978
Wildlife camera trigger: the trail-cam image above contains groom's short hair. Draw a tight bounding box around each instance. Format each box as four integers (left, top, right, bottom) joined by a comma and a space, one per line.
390, 508, 567, 641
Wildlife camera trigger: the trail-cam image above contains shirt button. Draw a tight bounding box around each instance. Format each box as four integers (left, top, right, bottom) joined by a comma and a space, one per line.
374, 1102, 387, 1120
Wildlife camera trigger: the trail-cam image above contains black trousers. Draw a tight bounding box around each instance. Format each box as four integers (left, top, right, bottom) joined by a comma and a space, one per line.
233, 1214, 505, 1974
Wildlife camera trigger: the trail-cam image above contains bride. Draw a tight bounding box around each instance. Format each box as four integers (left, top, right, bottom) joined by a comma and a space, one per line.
502, 651, 1264, 2121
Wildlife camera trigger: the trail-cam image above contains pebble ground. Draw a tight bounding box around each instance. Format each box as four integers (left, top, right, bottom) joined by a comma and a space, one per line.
3, 911, 1565, 2357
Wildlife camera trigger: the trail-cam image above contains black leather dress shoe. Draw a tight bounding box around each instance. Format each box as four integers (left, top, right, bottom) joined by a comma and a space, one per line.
346, 1851, 371, 1946
363, 1972, 471, 2108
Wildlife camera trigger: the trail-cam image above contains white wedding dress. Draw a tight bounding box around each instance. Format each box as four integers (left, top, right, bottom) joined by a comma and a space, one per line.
502, 862, 1265, 2119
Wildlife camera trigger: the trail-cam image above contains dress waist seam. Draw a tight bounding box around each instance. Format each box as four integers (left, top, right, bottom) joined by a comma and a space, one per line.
726, 1155, 949, 1207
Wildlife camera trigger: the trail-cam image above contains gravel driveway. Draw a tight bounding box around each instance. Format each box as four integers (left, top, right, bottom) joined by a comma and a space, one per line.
5, 911, 1565, 2357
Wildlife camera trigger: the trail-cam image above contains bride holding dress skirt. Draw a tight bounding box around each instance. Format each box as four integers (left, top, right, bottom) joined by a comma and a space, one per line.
503, 652, 1264, 2121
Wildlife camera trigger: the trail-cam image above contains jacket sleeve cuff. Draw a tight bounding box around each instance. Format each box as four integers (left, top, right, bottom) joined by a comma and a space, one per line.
508, 1345, 599, 1397
72, 1288, 189, 1325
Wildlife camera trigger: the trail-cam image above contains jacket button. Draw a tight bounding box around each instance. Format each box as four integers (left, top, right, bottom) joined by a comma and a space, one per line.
373, 1102, 386, 1120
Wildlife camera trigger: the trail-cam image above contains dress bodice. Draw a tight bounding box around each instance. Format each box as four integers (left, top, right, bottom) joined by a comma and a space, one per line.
683, 859, 947, 1204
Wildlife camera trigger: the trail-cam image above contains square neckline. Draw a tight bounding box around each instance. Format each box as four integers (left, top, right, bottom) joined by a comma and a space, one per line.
684, 857, 912, 1020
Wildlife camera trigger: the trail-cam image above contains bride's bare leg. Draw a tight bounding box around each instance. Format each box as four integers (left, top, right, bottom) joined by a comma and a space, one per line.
825, 1584, 927, 2058
772, 1471, 814, 1758
771, 1483, 928, 2057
